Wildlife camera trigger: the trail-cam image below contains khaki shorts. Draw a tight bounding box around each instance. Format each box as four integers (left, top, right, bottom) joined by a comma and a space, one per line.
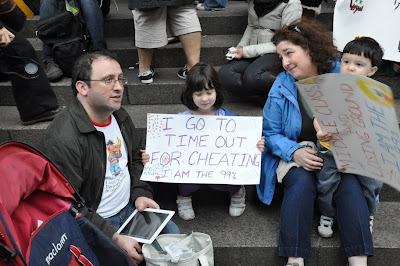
132, 5, 202, 48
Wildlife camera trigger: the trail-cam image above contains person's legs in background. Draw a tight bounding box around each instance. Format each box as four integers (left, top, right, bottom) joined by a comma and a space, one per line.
242, 53, 278, 106
169, 5, 201, 79
133, 7, 168, 83
279, 167, 316, 266
334, 173, 374, 266
0, 26, 61, 125
218, 58, 252, 95
39, 0, 63, 81
78, 0, 106, 51
197, 0, 228, 10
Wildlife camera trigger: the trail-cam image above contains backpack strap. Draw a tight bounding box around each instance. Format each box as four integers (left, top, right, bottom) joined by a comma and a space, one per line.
0, 243, 16, 264
0, 212, 27, 265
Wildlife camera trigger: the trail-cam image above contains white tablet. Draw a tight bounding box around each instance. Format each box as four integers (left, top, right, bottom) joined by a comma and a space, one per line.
116, 208, 175, 244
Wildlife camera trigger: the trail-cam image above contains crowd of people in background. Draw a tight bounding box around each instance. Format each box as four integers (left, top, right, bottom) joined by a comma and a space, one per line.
1, 0, 398, 265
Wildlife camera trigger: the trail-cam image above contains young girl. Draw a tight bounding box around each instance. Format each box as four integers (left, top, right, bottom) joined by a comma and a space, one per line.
142, 62, 265, 220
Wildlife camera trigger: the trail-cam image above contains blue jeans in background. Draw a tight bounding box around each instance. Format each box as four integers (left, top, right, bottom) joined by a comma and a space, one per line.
204, 0, 228, 9
40, 0, 106, 61
105, 202, 180, 234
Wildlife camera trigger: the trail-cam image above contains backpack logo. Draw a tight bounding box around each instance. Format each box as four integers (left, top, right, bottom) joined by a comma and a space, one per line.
45, 233, 68, 265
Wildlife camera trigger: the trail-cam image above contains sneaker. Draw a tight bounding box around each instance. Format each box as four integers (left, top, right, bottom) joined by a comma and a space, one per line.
176, 195, 195, 220
196, 3, 227, 11
196, 3, 206, 10
21, 106, 63, 126
229, 186, 246, 217
285, 264, 300, 266
167, 36, 180, 45
370, 216, 374, 234
44, 60, 63, 82
318, 215, 334, 238
177, 65, 187, 79
138, 67, 155, 84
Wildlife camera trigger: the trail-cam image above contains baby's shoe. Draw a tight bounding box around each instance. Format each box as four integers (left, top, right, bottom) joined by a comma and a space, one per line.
318, 215, 334, 238
229, 186, 246, 217
176, 195, 195, 220
370, 216, 374, 234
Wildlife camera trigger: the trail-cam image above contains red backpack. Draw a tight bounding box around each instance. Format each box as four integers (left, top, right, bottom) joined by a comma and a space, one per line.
0, 141, 137, 266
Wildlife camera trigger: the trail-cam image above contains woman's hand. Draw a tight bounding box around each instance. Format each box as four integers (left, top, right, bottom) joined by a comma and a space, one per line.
292, 147, 323, 171
234, 46, 244, 59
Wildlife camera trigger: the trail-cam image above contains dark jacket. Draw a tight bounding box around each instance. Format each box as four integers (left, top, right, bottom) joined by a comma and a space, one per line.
300, 0, 323, 8
0, 5, 26, 31
39, 97, 154, 239
129, 0, 194, 10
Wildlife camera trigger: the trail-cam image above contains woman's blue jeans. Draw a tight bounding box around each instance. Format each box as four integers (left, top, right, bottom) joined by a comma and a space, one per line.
278, 167, 374, 259
105, 202, 180, 234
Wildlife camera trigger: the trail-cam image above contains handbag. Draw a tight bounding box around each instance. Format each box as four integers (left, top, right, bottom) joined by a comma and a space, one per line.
36, 0, 90, 77
142, 232, 214, 266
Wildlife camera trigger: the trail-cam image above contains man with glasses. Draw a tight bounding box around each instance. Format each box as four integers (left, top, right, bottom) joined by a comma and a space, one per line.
39, 51, 179, 264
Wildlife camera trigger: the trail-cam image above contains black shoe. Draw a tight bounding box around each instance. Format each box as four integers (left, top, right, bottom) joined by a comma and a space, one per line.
21, 106, 63, 125
44, 60, 63, 82
138, 66, 155, 84
177, 64, 187, 79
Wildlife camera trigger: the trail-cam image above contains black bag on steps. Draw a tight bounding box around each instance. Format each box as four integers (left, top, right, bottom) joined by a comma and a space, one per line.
36, 0, 91, 77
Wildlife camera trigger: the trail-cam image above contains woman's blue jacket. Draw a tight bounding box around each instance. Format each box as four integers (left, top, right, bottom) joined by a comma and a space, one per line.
257, 63, 340, 205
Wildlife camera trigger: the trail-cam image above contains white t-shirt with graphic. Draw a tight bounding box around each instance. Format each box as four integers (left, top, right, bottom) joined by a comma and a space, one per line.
94, 115, 130, 218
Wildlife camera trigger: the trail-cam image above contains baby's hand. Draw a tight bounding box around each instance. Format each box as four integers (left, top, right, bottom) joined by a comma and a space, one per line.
257, 136, 265, 152
316, 130, 332, 142
141, 150, 150, 165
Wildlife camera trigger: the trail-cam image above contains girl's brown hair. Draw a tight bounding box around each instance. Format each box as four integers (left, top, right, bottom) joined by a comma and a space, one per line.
180, 62, 225, 111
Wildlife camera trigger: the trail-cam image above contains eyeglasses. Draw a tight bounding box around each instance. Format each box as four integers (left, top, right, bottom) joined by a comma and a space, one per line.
85, 77, 128, 86
288, 25, 303, 35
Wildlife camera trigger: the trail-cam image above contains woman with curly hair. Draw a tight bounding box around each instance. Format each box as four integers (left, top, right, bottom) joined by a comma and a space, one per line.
258, 19, 374, 266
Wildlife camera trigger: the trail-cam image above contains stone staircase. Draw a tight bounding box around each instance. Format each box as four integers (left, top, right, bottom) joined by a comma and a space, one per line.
2, 1, 400, 265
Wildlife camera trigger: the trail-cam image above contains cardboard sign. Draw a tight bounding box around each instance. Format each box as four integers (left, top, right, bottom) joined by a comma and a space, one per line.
296, 73, 400, 191
140, 113, 263, 185
333, 0, 400, 62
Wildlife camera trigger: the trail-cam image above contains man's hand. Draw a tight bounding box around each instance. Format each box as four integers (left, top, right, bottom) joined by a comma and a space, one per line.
112, 233, 143, 263
0, 27, 15, 47
135, 196, 160, 211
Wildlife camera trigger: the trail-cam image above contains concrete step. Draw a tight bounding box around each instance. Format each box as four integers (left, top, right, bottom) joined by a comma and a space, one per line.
27, 34, 243, 68
164, 195, 400, 266
19, 0, 334, 38
1, 66, 400, 107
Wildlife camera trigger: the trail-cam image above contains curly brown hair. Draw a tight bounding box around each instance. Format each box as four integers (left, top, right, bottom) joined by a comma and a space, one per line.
271, 18, 339, 75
